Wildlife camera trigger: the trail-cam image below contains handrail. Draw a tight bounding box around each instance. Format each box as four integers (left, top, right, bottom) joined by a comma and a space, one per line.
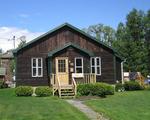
72, 77, 77, 96
57, 75, 61, 97
50, 74, 61, 97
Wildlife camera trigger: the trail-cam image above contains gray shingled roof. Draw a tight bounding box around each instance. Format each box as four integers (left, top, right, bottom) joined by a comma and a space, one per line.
0, 50, 14, 59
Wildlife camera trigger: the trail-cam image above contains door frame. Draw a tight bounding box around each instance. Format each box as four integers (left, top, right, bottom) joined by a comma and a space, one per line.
55, 57, 69, 84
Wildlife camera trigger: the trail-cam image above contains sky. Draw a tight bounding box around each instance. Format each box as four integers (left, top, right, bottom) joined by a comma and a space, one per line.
0, 0, 149, 51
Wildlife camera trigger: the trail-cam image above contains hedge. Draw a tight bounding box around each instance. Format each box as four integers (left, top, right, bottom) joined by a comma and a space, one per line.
15, 86, 33, 96
124, 81, 143, 91
115, 83, 125, 92
77, 83, 114, 97
35, 86, 52, 97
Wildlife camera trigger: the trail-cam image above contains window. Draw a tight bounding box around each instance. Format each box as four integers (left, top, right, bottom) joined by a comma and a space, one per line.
58, 59, 66, 72
31, 58, 43, 77
75, 57, 83, 73
90, 57, 101, 75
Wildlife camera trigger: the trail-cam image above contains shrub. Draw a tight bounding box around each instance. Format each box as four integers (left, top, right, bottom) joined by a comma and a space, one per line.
144, 85, 150, 90
0, 81, 8, 89
124, 81, 143, 91
77, 84, 93, 96
77, 83, 114, 97
100, 83, 115, 95
35, 86, 52, 97
115, 83, 125, 92
15, 86, 33, 96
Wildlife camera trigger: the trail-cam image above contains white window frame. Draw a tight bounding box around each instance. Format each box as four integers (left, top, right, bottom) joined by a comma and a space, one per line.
75, 57, 83, 73
90, 57, 101, 75
31, 58, 43, 77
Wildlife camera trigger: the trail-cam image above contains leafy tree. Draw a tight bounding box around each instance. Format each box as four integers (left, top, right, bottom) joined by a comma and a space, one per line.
144, 10, 150, 74
83, 24, 115, 46
113, 9, 149, 76
17, 36, 26, 48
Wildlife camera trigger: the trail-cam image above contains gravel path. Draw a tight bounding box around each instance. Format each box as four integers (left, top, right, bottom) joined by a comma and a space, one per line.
66, 99, 109, 120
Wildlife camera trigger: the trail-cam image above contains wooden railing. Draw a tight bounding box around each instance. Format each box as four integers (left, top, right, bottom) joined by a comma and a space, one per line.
84, 73, 96, 83
57, 76, 61, 97
50, 74, 61, 96
72, 77, 77, 96
50, 74, 56, 85
50, 73, 96, 85
74, 73, 96, 84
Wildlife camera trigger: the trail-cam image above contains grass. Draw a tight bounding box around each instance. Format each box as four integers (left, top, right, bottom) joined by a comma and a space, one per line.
0, 88, 89, 120
85, 91, 150, 120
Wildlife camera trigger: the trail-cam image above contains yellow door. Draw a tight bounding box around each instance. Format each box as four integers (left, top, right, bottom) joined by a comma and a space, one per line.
56, 57, 69, 85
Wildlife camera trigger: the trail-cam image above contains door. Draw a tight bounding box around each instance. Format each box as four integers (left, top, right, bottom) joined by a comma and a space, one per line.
56, 57, 69, 85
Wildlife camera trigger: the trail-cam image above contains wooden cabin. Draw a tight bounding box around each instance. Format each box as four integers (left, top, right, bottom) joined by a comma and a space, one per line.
13, 23, 123, 97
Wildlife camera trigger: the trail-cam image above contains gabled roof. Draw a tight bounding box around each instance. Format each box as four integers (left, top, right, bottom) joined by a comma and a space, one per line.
0, 50, 14, 59
13, 22, 123, 60
48, 42, 94, 57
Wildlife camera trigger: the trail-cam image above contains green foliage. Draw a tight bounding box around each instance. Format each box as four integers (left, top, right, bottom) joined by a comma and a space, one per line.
0, 80, 8, 89
83, 24, 116, 46
15, 86, 33, 96
115, 83, 125, 92
35, 86, 52, 97
144, 85, 150, 90
124, 81, 143, 91
77, 83, 114, 97
112, 9, 150, 76
77, 84, 93, 96
10, 59, 16, 73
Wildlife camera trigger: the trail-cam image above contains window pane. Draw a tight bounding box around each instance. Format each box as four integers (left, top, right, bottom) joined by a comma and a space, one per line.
38, 68, 42, 76
33, 59, 36, 67
91, 58, 95, 66
76, 58, 82, 66
76, 68, 82, 73
96, 58, 100, 65
33, 68, 36, 76
58, 60, 66, 72
91, 67, 95, 73
97, 67, 100, 74
38, 59, 42, 67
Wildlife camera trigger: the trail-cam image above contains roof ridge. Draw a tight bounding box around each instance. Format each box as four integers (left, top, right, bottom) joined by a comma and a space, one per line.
13, 23, 123, 60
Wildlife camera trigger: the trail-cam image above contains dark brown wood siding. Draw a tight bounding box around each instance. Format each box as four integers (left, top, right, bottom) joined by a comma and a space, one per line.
16, 26, 121, 86
116, 58, 122, 82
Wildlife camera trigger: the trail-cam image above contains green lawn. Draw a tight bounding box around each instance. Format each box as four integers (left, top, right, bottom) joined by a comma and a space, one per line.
0, 89, 89, 120
85, 91, 150, 120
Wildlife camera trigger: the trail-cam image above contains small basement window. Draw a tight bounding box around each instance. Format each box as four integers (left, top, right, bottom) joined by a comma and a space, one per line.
31, 58, 43, 77
75, 57, 83, 73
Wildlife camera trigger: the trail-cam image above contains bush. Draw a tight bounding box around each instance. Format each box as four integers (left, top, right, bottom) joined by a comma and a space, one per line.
124, 81, 143, 91
100, 83, 115, 95
115, 83, 125, 92
35, 86, 52, 97
144, 85, 150, 90
15, 86, 33, 96
0, 81, 8, 89
77, 84, 93, 96
77, 83, 114, 97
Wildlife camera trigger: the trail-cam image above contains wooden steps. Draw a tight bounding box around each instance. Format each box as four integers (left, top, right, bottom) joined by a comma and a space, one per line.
53, 84, 76, 98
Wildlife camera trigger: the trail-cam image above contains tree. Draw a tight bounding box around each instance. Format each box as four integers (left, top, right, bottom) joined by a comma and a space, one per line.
83, 24, 115, 46
113, 9, 149, 76
17, 36, 26, 48
126, 9, 145, 42
144, 10, 150, 74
